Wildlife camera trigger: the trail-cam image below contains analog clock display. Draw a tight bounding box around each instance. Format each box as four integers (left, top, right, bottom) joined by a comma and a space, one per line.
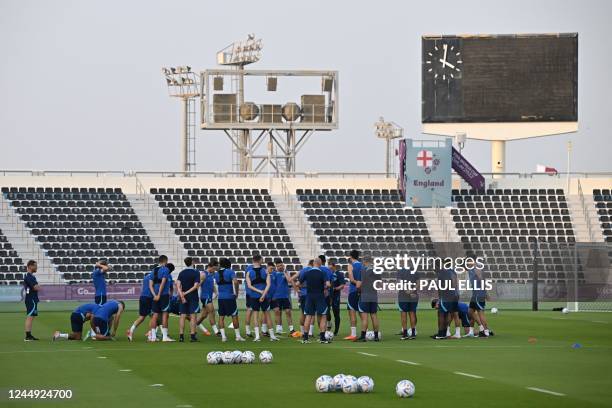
425, 42, 462, 83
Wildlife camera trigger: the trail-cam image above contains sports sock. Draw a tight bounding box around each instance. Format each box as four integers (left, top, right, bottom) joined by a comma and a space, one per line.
360, 330, 366, 338
455, 327, 461, 337
374, 331, 379, 340
351, 326, 356, 337
245, 325, 251, 335
411, 328, 416, 336
303, 332, 309, 341
130, 324, 136, 333
212, 324, 219, 334
234, 329, 242, 339
262, 323, 268, 333
162, 327, 169, 339
276, 325, 282, 332
479, 324, 484, 332
402, 329, 408, 337
446, 328, 451, 337
300, 325, 305, 333
320, 332, 325, 341
254, 327, 260, 338
220, 328, 226, 340
289, 325, 294, 331
484, 329, 490, 336
468, 327, 474, 335
309, 324, 314, 336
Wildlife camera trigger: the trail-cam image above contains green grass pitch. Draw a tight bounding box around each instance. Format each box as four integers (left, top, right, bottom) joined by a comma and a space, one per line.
1, 303, 611, 408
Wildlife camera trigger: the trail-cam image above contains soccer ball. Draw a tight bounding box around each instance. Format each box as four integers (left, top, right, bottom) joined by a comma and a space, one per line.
259, 350, 273, 364
365, 331, 374, 341
324, 331, 334, 341
241, 350, 255, 364
206, 351, 221, 365
357, 376, 374, 393
315, 375, 334, 393
341, 375, 359, 393
396, 380, 415, 398
222, 351, 234, 364
562, 307, 569, 314
232, 350, 243, 364
332, 374, 345, 391
491, 307, 498, 314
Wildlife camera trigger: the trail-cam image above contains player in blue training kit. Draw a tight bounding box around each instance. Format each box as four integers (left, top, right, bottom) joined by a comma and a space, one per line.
92, 260, 109, 305
345, 249, 362, 340
23, 260, 40, 341
215, 258, 245, 342
291, 259, 314, 338
299, 258, 331, 343
176, 257, 201, 342
327, 261, 345, 336
271, 258, 295, 336
432, 267, 459, 339
53, 303, 101, 341
468, 262, 492, 337
91, 299, 125, 340
317, 255, 334, 332
125, 272, 154, 341
398, 268, 420, 340
148, 255, 175, 342
196, 260, 219, 336
355, 255, 380, 342
245, 255, 278, 341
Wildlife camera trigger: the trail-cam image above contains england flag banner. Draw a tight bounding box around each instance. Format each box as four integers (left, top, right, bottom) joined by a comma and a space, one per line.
403, 138, 452, 207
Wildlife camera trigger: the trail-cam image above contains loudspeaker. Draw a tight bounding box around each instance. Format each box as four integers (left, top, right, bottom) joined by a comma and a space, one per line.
267, 77, 277, 91
213, 77, 224, 91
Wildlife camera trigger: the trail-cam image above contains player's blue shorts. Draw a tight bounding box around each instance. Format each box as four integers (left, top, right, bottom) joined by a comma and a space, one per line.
138, 296, 153, 317
70, 312, 85, 333
440, 300, 458, 313
298, 295, 306, 313
218, 298, 238, 316
179, 296, 200, 315
92, 317, 109, 336
249, 297, 270, 312
25, 299, 38, 316
95, 295, 107, 305
271, 298, 291, 310
469, 299, 486, 311
304, 295, 328, 316
358, 301, 378, 314
459, 310, 471, 327
200, 297, 213, 307
398, 301, 418, 313
347, 291, 359, 311
152, 294, 170, 313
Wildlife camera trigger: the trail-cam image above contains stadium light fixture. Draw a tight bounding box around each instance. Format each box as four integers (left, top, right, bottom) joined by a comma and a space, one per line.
375, 117, 404, 177
216, 34, 263, 66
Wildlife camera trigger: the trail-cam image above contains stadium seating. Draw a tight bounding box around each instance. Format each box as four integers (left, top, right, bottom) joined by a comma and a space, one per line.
297, 188, 436, 279
1, 187, 158, 282
0, 228, 25, 284
594, 188, 612, 242
151, 187, 301, 275
451, 188, 577, 283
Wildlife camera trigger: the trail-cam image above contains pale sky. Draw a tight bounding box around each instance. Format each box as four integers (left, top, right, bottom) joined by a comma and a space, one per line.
1, 0, 610, 174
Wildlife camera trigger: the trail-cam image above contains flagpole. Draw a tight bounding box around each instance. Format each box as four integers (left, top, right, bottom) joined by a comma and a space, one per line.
566, 140, 572, 194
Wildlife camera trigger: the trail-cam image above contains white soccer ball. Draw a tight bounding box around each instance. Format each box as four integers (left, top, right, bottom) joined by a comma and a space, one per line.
315, 375, 334, 393
206, 351, 221, 365
396, 380, 415, 398
222, 351, 234, 364
491, 307, 498, 314
232, 350, 243, 364
341, 375, 358, 394
365, 331, 375, 341
324, 331, 334, 341
357, 376, 374, 393
241, 350, 255, 364
562, 307, 569, 314
332, 374, 345, 391
259, 350, 273, 364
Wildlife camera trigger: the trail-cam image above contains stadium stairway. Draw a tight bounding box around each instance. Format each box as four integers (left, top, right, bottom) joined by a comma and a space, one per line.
270, 193, 321, 264
0, 195, 55, 282
420, 207, 461, 243
567, 193, 605, 242
126, 193, 189, 265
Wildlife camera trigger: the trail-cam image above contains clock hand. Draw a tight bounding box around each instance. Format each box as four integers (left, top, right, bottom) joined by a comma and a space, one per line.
438, 59, 455, 69
443, 44, 448, 64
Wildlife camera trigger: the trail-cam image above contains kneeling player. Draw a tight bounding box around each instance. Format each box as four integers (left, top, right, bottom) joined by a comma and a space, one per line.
91, 300, 125, 340
53, 303, 101, 341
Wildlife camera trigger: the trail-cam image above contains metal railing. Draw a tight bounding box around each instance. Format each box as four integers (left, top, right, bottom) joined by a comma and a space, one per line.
280, 178, 318, 258
577, 179, 596, 242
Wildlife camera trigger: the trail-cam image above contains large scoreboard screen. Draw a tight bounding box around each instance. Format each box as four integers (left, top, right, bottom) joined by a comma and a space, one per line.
422, 33, 578, 123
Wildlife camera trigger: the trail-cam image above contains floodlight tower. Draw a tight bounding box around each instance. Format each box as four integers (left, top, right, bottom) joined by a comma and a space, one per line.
162, 66, 200, 173
375, 117, 404, 177
216, 34, 263, 173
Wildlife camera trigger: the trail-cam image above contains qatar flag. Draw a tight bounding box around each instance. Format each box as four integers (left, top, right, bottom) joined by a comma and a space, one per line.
536, 164, 558, 175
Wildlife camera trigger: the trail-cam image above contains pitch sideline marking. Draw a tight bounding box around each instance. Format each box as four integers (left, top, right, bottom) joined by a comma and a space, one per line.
119, 369, 132, 372
97, 356, 107, 359
149, 384, 164, 387
357, 352, 378, 357
527, 387, 565, 396
396, 360, 420, 365
454, 371, 484, 379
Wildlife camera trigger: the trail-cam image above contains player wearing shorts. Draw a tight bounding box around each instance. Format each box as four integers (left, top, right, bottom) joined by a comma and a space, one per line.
317, 255, 334, 332
23, 260, 40, 341
245, 255, 278, 341
468, 264, 491, 337
177, 257, 201, 342
261, 261, 277, 338
432, 267, 459, 339
355, 255, 380, 342
345, 250, 362, 340
126, 271, 153, 341
92, 260, 109, 305
53, 303, 101, 341
197, 260, 219, 336
398, 268, 419, 340
291, 259, 314, 338
91, 299, 125, 340
148, 256, 175, 342
327, 261, 345, 336
271, 258, 294, 336
215, 258, 245, 342
299, 258, 331, 344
